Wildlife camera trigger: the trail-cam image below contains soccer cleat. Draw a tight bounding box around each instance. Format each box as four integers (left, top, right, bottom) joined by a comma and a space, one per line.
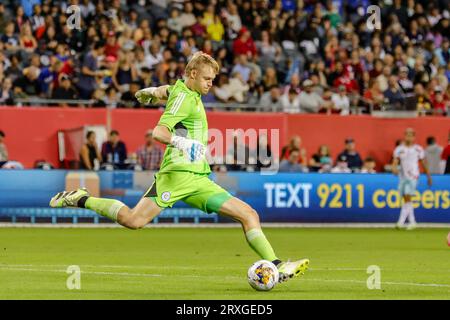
49, 188, 90, 208
406, 223, 417, 231
277, 258, 309, 283
395, 223, 404, 230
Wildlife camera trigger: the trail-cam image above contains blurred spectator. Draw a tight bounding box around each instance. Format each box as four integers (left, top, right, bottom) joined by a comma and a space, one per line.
79, 130, 101, 170
279, 148, 306, 173
0, 77, 14, 105
414, 83, 432, 115
425, 136, 443, 174
282, 73, 301, 95
363, 79, 385, 110
13, 66, 41, 97
331, 85, 351, 115
104, 86, 120, 108
213, 72, 249, 103
51, 74, 78, 105
281, 135, 307, 166
232, 27, 257, 58
442, 133, 450, 174
361, 157, 377, 174
1, 21, 20, 52
77, 42, 104, 99
397, 66, 414, 94
179, 2, 196, 29
384, 75, 405, 108
309, 145, 333, 173
136, 130, 163, 171
299, 79, 324, 113
104, 31, 121, 59
256, 30, 282, 70
19, 23, 37, 54
377, 66, 392, 92
102, 130, 128, 169
261, 67, 278, 92
281, 88, 301, 113
120, 81, 141, 108
231, 54, 251, 83
0, 130, 8, 166
112, 52, 138, 93
0, 0, 447, 116
259, 85, 282, 112
206, 13, 225, 45
331, 155, 352, 173
430, 86, 449, 115
337, 138, 363, 171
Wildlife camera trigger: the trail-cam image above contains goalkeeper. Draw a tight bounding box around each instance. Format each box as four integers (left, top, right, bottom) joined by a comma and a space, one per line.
50, 52, 309, 283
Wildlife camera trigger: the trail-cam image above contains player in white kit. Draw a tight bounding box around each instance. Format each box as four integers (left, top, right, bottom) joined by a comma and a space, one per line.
392, 128, 432, 230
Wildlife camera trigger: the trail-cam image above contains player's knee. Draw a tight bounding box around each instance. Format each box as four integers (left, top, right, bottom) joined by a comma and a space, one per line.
242, 205, 260, 225
125, 218, 146, 230
121, 214, 147, 230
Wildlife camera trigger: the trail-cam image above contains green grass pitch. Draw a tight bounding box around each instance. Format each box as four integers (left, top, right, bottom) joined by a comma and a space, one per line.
0, 227, 449, 299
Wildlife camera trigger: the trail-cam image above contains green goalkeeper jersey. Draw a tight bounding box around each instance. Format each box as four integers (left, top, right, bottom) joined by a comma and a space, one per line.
157, 79, 211, 174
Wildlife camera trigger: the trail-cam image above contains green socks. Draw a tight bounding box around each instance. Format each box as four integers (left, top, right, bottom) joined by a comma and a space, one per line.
84, 197, 125, 222
245, 228, 278, 261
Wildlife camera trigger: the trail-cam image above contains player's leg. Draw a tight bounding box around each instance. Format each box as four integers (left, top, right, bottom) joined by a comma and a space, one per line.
183, 175, 309, 282
217, 197, 278, 261
404, 180, 417, 230
49, 187, 163, 229
116, 197, 163, 229
217, 196, 309, 282
396, 179, 409, 229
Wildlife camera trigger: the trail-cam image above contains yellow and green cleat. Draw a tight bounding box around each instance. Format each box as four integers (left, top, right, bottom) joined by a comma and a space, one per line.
277, 258, 310, 283
49, 188, 90, 208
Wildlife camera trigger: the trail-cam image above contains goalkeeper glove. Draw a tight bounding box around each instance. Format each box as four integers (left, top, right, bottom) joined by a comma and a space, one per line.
171, 136, 206, 162
135, 87, 160, 104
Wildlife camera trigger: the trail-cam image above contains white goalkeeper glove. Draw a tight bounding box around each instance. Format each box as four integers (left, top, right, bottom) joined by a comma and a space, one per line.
135, 87, 160, 104
171, 136, 206, 162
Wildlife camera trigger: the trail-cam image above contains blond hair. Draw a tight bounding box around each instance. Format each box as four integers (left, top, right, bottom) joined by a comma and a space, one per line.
184, 51, 219, 77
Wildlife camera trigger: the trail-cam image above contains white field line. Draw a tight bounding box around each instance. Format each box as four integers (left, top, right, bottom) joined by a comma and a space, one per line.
1, 264, 449, 273
0, 263, 450, 273
1, 265, 450, 289
1, 223, 450, 228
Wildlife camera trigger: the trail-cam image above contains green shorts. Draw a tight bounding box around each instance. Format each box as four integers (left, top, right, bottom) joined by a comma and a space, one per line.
143, 171, 232, 213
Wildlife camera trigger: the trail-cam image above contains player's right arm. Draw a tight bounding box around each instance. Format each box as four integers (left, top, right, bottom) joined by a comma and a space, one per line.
391, 157, 400, 175
391, 147, 401, 175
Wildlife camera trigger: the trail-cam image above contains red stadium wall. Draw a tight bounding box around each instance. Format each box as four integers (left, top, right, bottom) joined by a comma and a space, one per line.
0, 107, 448, 169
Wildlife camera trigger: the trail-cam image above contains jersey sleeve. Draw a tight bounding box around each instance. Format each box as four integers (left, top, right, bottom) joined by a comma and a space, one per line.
393, 146, 401, 159
158, 91, 192, 132
417, 146, 425, 160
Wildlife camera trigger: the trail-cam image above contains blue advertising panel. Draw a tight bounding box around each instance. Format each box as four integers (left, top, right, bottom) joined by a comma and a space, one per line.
1, 171, 449, 223
214, 173, 450, 223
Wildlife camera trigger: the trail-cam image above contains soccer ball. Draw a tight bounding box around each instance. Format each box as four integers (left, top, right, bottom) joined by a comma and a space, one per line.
247, 260, 279, 291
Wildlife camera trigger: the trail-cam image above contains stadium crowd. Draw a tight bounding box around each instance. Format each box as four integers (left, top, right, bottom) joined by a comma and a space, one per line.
0, 0, 449, 115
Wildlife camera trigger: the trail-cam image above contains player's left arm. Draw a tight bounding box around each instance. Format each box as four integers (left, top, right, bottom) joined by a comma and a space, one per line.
135, 85, 171, 104
153, 93, 204, 162
420, 159, 432, 187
